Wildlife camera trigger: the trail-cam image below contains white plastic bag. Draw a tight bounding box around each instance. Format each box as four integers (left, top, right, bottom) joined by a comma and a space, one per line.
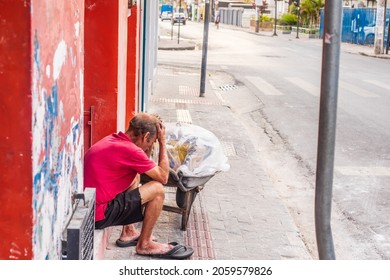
151, 122, 230, 178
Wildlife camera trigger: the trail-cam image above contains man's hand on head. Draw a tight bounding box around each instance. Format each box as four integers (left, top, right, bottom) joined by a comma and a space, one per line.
156, 120, 166, 145
151, 113, 163, 123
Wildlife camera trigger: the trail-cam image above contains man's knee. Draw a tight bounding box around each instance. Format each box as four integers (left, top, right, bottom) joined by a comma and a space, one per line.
152, 182, 165, 199
139, 181, 165, 204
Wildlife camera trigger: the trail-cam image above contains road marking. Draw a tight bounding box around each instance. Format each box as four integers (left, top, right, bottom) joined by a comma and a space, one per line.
285, 77, 320, 97
336, 166, 390, 176
209, 79, 227, 103
340, 81, 380, 98
245, 76, 284, 96
174, 71, 199, 76
283, 47, 296, 53
364, 79, 390, 91
209, 79, 218, 90
214, 90, 226, 103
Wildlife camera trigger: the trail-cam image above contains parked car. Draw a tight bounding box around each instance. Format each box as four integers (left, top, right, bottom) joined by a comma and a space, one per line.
364, 19, 389, 45
161, 11, 172, 22
171, 12, 187, 25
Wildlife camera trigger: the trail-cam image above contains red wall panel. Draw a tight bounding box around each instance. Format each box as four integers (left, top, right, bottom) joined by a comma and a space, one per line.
84, 0, 119, 146
126, 5, 140, 126
0, 1, 33, 260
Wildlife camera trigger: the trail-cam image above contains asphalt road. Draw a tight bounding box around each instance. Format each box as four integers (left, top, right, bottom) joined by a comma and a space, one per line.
158, 20, 390, 259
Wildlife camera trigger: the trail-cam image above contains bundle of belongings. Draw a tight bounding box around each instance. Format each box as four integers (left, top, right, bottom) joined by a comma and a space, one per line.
150, 122, 230, 190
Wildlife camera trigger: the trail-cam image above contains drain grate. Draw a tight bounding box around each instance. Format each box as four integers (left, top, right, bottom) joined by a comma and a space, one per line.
219, 84, 238, 91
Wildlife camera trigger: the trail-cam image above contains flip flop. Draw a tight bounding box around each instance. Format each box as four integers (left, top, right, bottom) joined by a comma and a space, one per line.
116, 236, 139, 247
116, 236, 158, 247
138, 242, 194, 260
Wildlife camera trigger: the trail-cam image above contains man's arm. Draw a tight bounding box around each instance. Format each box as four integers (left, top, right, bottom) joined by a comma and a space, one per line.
144, 122, 169, 184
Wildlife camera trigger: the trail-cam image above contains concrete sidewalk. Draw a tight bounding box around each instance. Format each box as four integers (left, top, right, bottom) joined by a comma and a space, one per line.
158, 35, 197, 51
100, 25, 388, 261
102, 61, 312, 261
158, 23, 390, 59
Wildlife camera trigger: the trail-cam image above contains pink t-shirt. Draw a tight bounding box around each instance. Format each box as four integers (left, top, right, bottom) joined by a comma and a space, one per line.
84, 132, 156, 221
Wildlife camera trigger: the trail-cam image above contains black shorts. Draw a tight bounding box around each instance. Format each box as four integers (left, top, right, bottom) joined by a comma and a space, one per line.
95, 188, 144, 229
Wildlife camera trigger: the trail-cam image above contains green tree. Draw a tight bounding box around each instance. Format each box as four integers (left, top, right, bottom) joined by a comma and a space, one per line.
280, 13, 298, 26
300, 0, 324, 27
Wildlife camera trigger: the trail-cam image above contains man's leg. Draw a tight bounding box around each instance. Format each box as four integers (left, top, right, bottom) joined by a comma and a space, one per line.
118, 175, 141, 242
135, 181, 173, 254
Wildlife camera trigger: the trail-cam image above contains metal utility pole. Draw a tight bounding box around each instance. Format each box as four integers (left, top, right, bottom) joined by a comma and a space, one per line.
178, 0, 182, 44
374, 0, 386, 54
255, 5, 260, 33
171, 0, 174, 40
273, 0, 278, 36
387, 15, 390, 54
296, 1, 300, 39
255, 0, 261, 33
211, 0, 215, 22
315, 0, 342, 260
385, 0, 389, 54
200, 0, 210, 97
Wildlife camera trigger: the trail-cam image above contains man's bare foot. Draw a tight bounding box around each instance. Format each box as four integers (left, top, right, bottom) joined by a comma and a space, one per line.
136, 240, 173, 255
119, 224, 140, 242
136, 240, 194, 259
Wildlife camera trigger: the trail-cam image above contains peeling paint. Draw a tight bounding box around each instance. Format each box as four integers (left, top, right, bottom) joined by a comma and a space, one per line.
33, 82, 83, 259
45, 65, 50, 78
33, 31, 40, 80
32, 23, 83, 259
8, 242, 29, 260
0, 0, 85, 260
74, 21, 80, 37
53, 40, 67, 80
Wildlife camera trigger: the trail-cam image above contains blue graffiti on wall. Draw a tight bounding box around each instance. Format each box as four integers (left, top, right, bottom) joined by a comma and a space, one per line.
320, 8, 390, 45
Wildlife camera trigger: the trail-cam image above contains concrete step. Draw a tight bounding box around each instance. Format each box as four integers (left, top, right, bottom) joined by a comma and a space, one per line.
93, 227, 113, 260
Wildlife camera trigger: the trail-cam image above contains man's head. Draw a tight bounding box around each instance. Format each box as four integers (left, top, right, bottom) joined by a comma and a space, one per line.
126, 113, 161, 151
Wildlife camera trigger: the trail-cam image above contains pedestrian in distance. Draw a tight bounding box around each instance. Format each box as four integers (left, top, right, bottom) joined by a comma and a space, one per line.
215, 14, 220, 30
84, 112, 194, 259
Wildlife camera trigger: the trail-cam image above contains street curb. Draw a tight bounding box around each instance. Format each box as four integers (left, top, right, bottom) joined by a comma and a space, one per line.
358, 51, 390, 59
158, 38, 196, 51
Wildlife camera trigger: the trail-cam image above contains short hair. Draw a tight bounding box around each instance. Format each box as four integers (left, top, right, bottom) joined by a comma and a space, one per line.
127, 113, 158, 141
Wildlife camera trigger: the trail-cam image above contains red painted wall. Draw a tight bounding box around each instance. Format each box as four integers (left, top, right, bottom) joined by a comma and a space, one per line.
85, 0, 139, 147
84, 0, 120, 146
126, 5, 140, 125
1, 0, 138, 259
84, 0, 119, 145
1, 0, 84, 259
0, 1, 33, 260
